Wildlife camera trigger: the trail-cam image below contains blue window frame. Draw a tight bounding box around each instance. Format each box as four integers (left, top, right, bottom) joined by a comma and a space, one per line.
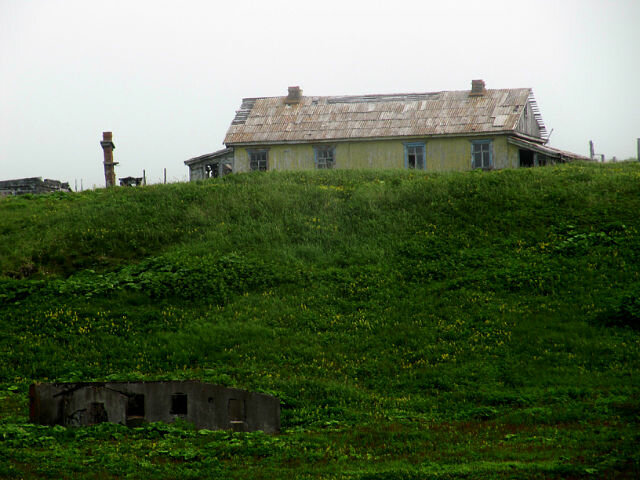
314, 145, 335, 169
404, 142, 426, 170
471, 140, 492, 169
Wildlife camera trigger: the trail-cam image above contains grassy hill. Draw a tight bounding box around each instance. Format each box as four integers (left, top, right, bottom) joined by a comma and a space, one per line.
1, 162, 639, 479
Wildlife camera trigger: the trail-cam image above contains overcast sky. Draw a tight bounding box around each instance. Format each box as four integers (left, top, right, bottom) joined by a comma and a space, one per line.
1, 0, 639, 188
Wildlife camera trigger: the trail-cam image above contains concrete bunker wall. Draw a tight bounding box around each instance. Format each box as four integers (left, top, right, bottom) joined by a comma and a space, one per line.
30, 381, 280, 433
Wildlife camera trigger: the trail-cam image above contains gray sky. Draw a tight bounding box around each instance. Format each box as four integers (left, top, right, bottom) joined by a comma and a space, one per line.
1, 0, 639, 188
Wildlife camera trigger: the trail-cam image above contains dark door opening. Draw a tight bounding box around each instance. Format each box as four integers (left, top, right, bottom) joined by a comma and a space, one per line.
228, 398, 245, 421
126, 394, 145, 426
519, 149, 534, 167
171, 393, 188, 415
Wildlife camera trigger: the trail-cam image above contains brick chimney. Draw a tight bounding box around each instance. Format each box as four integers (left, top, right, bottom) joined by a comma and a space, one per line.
100, 131, 119, 188
470, 79, 487, 96
284, 86, 303, 105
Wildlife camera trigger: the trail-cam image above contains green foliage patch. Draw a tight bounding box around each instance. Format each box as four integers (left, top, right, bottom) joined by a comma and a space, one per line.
1, 162, 639, 478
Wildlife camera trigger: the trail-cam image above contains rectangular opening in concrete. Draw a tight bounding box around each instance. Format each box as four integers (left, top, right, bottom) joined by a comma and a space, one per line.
170, 393, 188, 415
228, 398, 245, 421
127, 394, 145, 418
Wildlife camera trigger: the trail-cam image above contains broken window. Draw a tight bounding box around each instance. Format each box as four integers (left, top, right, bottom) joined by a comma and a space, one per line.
314, 145, 335, 169
405, 142, 426, 169
471, 140, 492, 169
249, 150, 268, 171
205, 162, 220, 178
205, 161, 233, 178
170, 393, 188, 415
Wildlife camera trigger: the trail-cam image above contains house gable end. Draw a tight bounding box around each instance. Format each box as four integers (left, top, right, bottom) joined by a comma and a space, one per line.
514, 91, 547, 142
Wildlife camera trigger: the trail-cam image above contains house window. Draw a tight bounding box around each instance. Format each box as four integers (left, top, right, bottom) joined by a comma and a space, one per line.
471, 140, 492, 169
248, 150, 268, 171
314, 145, 335, 169
404, 142, 426, 170
170, 393, 188, 415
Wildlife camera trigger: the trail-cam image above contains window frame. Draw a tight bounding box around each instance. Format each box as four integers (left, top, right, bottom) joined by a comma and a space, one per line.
313, 145, 336, 169
248, 149, 269, 172
471, 139, 493, 170
403, 142, 426, 170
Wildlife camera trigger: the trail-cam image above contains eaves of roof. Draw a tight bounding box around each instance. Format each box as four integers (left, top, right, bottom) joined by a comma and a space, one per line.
184, 147, 233, 165
507, 137, 590, 161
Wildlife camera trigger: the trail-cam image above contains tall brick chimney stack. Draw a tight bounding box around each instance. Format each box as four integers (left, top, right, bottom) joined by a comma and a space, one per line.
100, 131, 118, 187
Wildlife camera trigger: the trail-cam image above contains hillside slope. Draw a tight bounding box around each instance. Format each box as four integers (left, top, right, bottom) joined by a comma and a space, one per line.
1, 163, 639, 479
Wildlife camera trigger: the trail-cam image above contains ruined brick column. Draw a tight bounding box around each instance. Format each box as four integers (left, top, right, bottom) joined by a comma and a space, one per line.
100, 132, 118, 187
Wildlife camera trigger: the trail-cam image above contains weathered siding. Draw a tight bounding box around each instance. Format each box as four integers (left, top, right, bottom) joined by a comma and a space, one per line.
515, 100, 542, 138
234, 135, 517, 173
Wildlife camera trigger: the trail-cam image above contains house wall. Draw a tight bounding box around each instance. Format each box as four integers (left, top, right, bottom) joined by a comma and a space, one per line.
232, 134, 518, 172
187, 151, 235, 181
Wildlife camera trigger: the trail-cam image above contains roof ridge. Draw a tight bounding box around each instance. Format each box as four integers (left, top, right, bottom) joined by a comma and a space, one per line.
239, 87, 532, 102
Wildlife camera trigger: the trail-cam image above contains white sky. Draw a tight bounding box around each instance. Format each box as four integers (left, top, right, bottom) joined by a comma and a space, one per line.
1, 0, 639, 188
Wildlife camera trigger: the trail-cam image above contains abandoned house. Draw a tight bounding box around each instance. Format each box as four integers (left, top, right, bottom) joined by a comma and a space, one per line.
29, 381, 280, 433
0, 177, 72, 196
185, 80, 588, 180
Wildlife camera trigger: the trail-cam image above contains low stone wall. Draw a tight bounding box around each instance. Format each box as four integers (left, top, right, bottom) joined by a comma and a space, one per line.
0, 177, 71, 196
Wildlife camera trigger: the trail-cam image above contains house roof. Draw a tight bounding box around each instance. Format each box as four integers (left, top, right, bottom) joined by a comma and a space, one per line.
184, 147, 234, 166
507, 137, 591, 162
224, 87, 547, 145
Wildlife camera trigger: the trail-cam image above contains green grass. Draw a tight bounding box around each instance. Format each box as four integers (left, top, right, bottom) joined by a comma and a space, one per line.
1, 162, 639, 478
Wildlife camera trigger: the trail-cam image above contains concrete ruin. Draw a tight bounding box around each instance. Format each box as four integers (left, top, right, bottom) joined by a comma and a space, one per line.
29, 381, 280, 433
119, 176, 144, 187
0, 177, 72, 196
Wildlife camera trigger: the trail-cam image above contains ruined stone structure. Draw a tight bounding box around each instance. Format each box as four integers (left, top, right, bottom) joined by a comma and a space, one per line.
119, 176, 144, 187
29, 381, 280, 433
0, 177, 71, 196
100, 131, 118, 188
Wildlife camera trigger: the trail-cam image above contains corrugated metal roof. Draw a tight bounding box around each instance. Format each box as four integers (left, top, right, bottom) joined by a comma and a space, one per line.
224, 88, 544, 145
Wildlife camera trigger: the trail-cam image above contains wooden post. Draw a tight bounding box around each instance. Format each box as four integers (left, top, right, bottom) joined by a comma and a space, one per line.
143, 170, 146, 186
164, 168, 167, 184
637, 138, 639, 162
